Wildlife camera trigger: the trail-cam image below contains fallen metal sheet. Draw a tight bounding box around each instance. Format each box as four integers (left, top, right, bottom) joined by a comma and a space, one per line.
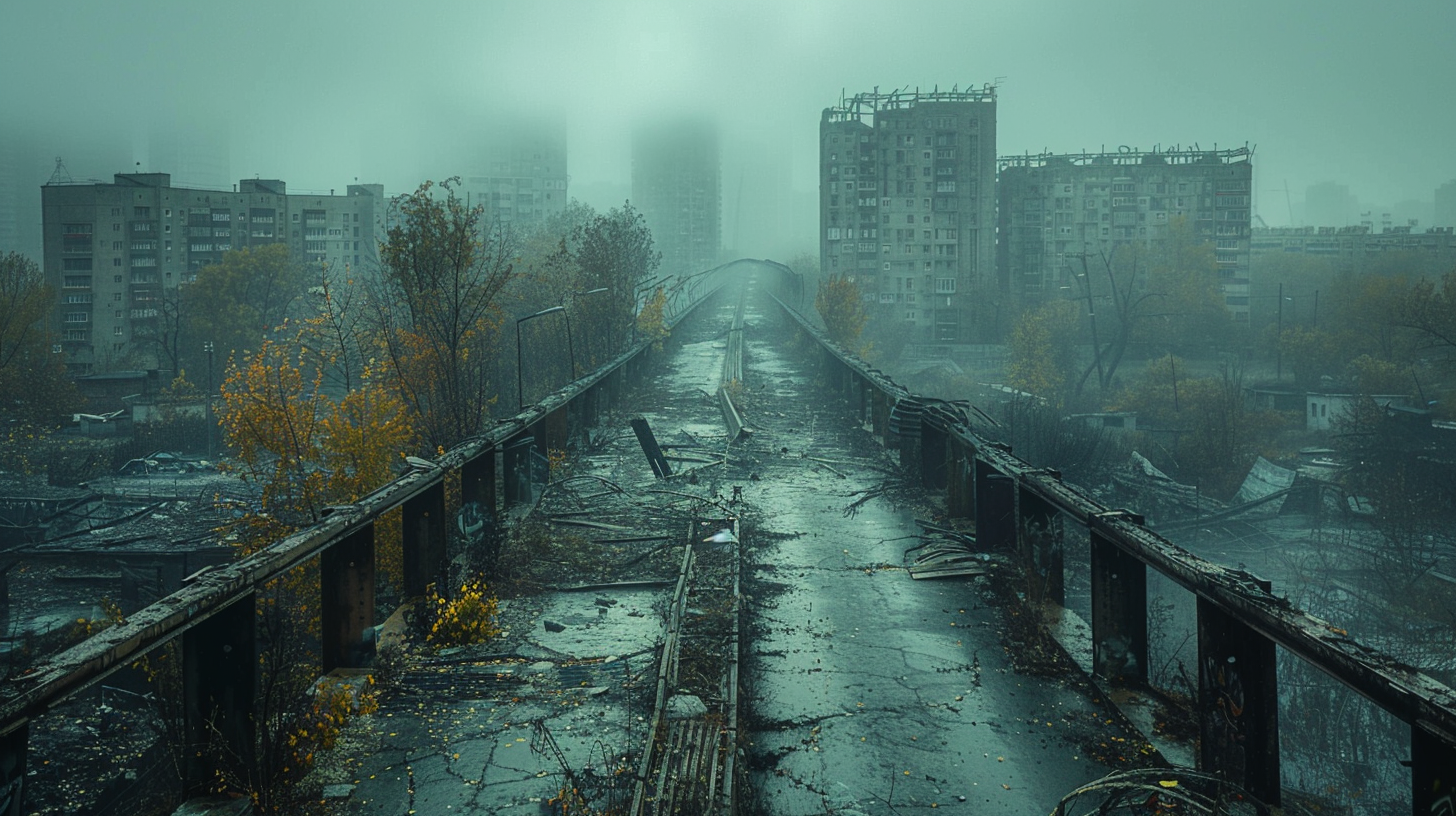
908, 551, 992, 580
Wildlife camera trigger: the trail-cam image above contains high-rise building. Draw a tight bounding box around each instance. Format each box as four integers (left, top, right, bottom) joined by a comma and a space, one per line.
1436, 180, 1456, 228
456, 121, 568, 232
42, 172, 382, 374
998, 146, 1254, 322
633, 119, 721, 278
819, 87, 997, 342
145, 122, 231, 190
1304, 181, 1358, 227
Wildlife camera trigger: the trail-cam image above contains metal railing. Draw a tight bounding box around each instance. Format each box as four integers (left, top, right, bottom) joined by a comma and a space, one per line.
0, 260, 748, 811
763, 269, 1456, 813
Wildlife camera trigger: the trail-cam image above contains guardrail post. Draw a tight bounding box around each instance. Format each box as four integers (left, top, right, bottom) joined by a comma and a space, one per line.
1090, 526, 1147, 683
183, 592, 256, 791
543, 406, 568, 457
973, 460, 1014, 549
855, 377, 869, 427
321, 523, 375, 673
1017, 487, 1064, 606
581, 383, 600, 428
946, 440, 973, 519
1196, 590, 1280, 805
1412, 725, 1456, 814
0, 723, 27, 816
503, 431, 534, 506
403, 482, 447, 597
920, 421, 948, 490
870, 390, 889, 441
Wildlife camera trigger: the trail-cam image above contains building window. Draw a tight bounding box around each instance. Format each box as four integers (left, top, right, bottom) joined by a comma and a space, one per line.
64, 312, 89, 323
114, 326, 124, 336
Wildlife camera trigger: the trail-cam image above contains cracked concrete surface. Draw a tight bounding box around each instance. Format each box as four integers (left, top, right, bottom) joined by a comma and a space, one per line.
734, 274, 1149, 814
316, 270, 1155, 813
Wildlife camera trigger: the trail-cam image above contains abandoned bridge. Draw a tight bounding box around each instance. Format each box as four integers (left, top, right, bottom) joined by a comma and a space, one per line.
2, 261, 1454, 815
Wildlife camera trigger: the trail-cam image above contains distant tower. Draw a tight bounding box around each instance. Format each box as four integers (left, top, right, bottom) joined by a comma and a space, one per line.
632, 119, 721, 279
1436, 180, 1456, 228
1304, 182, 1358, 227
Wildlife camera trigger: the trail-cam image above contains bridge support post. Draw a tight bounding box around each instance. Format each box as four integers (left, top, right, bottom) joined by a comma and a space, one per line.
920, 422, 947, 490
403, 481, 447, 598
946, 440, 973, 519
0, 723, 26, 816
321, 524, 375, 673
543, 406, 569, 458
1412, 725, 1456, 814
1017, 487, 1064, 607
1090, 526, 1147, 684
183, 593, 256, 791
461, 448, 498, 570
870, 391, 889, 442
503, 431, 535, 506
1196, 591, 1280, 806
973, 460, 1014, 550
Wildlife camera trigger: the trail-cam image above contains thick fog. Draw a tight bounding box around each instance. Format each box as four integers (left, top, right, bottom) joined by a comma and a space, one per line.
3, 0, 1454, 244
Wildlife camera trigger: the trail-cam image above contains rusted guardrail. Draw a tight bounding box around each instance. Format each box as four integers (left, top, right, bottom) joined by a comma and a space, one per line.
763, 268, 1456, 813
0, 260, 753, 812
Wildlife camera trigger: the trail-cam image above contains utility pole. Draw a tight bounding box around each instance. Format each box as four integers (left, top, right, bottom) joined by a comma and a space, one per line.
1275, 282, 1283, 380
1077, 253, 1105, 388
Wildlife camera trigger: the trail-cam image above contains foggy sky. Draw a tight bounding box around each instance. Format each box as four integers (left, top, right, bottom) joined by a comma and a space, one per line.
3, 0, 1454, 235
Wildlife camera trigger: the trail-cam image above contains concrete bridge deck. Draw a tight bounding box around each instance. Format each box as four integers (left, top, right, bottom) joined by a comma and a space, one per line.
318, 270, 1149, 814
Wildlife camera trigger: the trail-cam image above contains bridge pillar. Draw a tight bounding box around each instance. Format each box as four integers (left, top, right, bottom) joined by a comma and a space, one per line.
870, 391, 890, 442
403, 481, 447, 598
581, 383, 599, 429
321, 523, 375, 672
183, 593, 256, 791
1090, 524, 1147, 684
460, 448, 499, 572
542, 406, 569, 458
1412, 725, 1456, 815
919, 422, 948, 490
1017, 487, 1064, 607
973, 459, 1014, 550
502, 431, 535, 507
1196, 590, 1280, 806
0, 723, 26, 816
855, 377, 870, 428
946, 440, 973, 519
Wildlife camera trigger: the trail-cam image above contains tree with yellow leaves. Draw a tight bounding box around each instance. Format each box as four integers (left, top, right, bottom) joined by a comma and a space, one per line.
636, 285, 670, 350
214, 333, 415, 810
815, 274, 868, 348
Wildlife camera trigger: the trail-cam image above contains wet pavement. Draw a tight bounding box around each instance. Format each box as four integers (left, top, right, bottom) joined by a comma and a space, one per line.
730, 271, 1150, 814
318, 268, 1154, 814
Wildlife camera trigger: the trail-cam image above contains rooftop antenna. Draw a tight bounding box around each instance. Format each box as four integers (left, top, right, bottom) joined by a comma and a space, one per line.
48, 157, 73, 184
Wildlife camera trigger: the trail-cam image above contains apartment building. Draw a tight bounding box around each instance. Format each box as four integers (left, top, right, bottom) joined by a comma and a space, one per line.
819, 87, 997, 342
42, 172, 382, 374
997, 146, 1254, 321
456, 122, 568, 231
632, 119, 721, 278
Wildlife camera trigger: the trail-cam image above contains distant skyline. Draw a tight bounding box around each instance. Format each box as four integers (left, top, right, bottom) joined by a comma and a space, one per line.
3, 0, 1455, 244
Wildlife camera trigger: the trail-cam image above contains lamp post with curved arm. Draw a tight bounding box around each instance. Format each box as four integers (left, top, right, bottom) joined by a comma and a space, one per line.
517, 306, 565, 411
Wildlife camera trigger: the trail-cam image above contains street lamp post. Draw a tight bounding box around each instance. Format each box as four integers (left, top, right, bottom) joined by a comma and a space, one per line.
1276, 282, 1283, 380
517, 306, 566, 411
204, 341, 215, 459
567, 287, 609, 377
